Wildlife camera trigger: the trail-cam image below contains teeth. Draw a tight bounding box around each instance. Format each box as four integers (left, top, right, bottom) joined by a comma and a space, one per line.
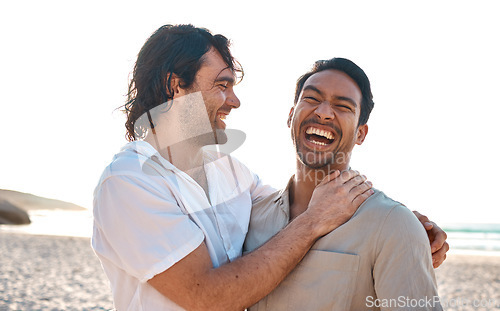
305, 127, 334, 140
218, 114, 226, 121
312, 141, 327, 146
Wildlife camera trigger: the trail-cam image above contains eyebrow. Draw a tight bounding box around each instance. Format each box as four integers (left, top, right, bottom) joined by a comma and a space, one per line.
215, 67, 236, 84
335, 96, 358, 108
302, 85, 358, 108
215, 76, 235, 84
303, 85, 323, 96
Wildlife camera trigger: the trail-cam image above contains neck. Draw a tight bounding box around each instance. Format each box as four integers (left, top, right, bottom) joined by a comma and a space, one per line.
145, 134, 210, 197
144, 134, 205, 174
290, 160, 350, 220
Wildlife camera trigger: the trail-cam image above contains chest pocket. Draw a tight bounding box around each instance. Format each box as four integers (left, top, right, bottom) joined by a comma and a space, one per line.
250, 250, 360, 311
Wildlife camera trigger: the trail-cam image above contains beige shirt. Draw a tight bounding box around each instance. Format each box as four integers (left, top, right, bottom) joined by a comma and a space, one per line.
244, 178, 442, 311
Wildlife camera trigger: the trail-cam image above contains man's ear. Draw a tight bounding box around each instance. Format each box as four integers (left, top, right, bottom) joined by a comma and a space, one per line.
167, 73, 182, 97
356, 124, 368, 145
287, 107, 295, 128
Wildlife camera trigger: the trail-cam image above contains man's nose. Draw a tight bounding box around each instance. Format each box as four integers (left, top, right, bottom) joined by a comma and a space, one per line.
227, 89, 241, 108
314, 101, 334, 121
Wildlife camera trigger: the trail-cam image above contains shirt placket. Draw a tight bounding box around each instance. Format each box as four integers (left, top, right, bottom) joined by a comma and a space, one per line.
205, 161, 238, 262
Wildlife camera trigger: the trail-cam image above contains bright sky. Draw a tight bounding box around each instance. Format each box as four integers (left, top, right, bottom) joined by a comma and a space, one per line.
1, 0, 499, 225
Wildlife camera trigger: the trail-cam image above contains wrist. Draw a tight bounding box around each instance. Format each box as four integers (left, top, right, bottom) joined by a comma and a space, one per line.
300, 208, 346, 237
289, 211, 325, 242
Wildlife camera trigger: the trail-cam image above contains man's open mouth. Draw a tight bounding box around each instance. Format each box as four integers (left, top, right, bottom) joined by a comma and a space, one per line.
305, 126, 335, 146
217, 113, 227, 121
216, 112, 228, 129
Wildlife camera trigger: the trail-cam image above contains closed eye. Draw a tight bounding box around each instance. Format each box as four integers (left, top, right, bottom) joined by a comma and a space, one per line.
337, 104, 353, 111
217, 82, 229, 90
304, 96, 320, 103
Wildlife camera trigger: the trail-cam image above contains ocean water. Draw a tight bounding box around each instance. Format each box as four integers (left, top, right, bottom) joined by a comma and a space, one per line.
443, 223, 500, 255
1, 210, 500, 256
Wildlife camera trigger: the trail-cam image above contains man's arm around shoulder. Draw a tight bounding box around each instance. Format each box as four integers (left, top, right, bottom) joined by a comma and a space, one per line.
149, 170, 373, 310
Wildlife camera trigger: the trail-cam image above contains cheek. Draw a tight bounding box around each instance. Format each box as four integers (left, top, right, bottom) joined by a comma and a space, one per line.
290, 109, 311, 138
202, 92, 225, 112
340, 128, 359, 146
290, 114, 302, 136
292, 107, 311, 124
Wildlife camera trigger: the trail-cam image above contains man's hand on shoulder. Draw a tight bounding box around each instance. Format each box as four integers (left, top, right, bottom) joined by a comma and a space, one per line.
148, 170, 375, 311
413, 210, 450, 268
305, 170, 373, 236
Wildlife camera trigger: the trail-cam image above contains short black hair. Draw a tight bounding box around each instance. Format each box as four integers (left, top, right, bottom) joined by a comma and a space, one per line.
124, 24, 243, 141
294, 58, 374, 126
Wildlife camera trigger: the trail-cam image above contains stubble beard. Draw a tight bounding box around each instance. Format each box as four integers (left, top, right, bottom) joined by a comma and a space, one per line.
294, 139, 354, 183
295, 143, 341, 169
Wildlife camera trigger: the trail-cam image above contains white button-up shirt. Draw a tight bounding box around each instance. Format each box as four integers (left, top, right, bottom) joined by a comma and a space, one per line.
92, 141, 274, 310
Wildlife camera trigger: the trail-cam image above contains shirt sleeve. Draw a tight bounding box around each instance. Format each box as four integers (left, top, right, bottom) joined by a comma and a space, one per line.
244, 192, 287, 253
92, 174, 205, 283
372, 205, 443, 310
249, 172, 276, 205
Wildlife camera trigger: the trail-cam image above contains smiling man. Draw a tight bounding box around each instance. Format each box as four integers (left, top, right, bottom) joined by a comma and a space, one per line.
91, 25, 375, 310
244, 58, 444, 310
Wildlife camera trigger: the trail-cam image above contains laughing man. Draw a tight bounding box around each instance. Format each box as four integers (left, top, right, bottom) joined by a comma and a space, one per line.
245, 58, 444, 310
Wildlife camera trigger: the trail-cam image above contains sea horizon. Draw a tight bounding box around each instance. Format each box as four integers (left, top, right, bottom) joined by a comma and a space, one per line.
1, 209, 500, 257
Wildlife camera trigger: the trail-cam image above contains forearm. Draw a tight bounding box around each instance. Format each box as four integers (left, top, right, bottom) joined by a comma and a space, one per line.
209, 213, 321, 310
150, 170, 372, 310
156, 212, 321, 311
191, 173, 371, 309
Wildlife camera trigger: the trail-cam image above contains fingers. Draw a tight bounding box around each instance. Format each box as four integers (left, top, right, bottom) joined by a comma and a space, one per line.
318, 169, 358, 187
429, 223, 448, 253
432, 242, 449, 268
342, 172, 373, 199
314, 169, 373, 207
342, 171, 373, 207
352, 186, 374, 208
321, 170, 367, 188
413, 210, 423, 220
318, 170, 341, 186
413, 211, 433, 230
307, 170, 373, 235
343, 172, 366, 187
339, 170, 361, 184
417, 215, 449, 268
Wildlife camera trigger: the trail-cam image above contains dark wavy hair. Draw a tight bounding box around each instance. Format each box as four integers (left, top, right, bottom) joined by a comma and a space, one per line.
294, 58, 374, 126
124, 24, 243, 141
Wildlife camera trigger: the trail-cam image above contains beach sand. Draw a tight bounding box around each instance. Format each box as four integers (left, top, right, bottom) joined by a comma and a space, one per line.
435, 253, 500, 310
0, 233, 113, 310
1, 232, 500, 310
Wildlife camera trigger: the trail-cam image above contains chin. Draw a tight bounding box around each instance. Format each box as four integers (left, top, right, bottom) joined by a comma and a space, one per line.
297, 147, 338, 169
301, 158, 336, 169
214, 129, 228, 145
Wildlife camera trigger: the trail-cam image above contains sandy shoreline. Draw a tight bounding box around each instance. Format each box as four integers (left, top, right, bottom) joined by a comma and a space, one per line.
0, 233, 113, 310
1, 232, 500, 310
